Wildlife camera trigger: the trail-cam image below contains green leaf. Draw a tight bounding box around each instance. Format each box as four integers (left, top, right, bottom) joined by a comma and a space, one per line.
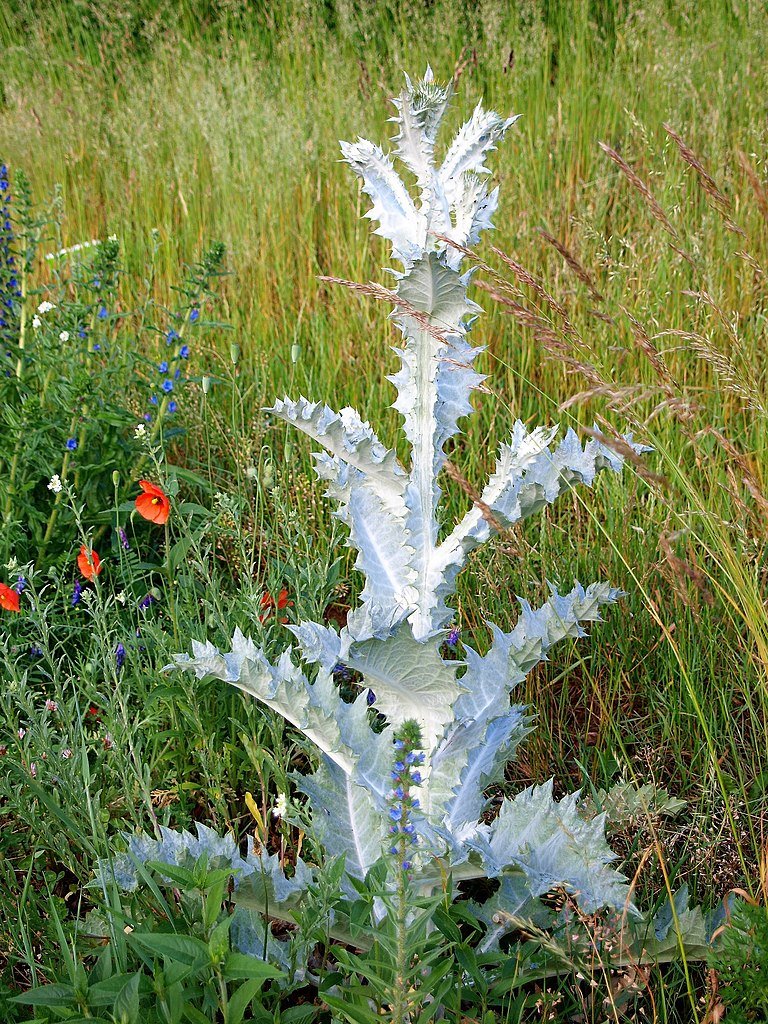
145, 860, 198, 889
182, 1003, 212, 1024
207, 915, 232, 963
322, 993, 379, 1024
177, 501, 212, 517
10, 982, 76, 1006
222, 953, 284, 982
89, 973, 149, 1007
129, 932, 209, 967
173, 466, 215, 491
47, 1018, 114, 1023
281, 1005, 320, 1024
170, 535, 195, 573
112, 972, 141, 1024
225, 977, 270, 1024
203, 874, 229, 931
431, 906, 461, 944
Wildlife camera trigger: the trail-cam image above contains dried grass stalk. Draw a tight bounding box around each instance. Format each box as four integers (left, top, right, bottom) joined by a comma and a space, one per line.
737, 150, 768, 222
319, 274, 451, 344
598, 141, 678, 238
581, 425, 667, 487
658, 529, 714, 609
663, 122, 745, 237
536, 226, 605, 301
623, 309, 673, 385
443, 458, 506, 535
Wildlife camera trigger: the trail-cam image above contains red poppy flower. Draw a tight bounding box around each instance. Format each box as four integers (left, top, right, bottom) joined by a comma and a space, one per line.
135, 480, 170, 524
77, 545, 102, 580
0, 582, 20, 613
259, 588, 293, 623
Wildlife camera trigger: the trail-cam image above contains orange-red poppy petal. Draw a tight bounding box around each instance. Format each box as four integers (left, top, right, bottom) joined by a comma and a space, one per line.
258, 588, 293, 622
138, 479, 165, 498
135, 480, 170, 524
0, 583, 20, 613
77, 545, 102, 581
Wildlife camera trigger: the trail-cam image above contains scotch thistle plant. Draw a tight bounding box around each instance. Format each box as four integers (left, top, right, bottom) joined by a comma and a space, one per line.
108, 68, 712, 971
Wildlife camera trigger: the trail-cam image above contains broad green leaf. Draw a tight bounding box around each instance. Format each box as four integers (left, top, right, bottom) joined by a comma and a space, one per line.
208, 915, 232, 963
10, 982, 76, 1006
226, 976, 271, 1024
112, 972, 141, 1024
222, 952, 284, 982
129, 932, 209, 967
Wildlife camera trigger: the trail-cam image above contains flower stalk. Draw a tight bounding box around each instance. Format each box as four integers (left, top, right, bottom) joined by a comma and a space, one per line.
387, 721, 424, 1024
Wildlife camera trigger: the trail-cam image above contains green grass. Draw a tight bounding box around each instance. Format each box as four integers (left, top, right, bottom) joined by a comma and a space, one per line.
1, 0, 768, 1019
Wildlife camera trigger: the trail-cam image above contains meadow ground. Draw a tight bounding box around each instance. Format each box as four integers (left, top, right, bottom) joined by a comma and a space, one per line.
1, 1, 768, 1020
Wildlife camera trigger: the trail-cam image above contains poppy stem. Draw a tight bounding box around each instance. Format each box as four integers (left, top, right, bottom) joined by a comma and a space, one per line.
164, 518, 179, 645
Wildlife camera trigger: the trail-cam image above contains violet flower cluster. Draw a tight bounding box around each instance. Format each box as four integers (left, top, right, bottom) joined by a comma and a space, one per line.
144, 324, 192, 424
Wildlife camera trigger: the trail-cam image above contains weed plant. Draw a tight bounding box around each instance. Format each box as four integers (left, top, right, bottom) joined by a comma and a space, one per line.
0, 1, 767, 1021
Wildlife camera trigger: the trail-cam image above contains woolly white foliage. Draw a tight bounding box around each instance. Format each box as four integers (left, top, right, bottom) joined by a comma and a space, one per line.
162, 69, 650, 952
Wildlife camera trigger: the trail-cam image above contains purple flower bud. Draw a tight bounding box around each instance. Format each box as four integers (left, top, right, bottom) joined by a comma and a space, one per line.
189, 308, 199, 322
117, 527, 130, 550
411, 770, 422, 784
402, 861, 411, 871
389, 807, 402, 821
71, 580, 82, 606
115, 643, 126, 669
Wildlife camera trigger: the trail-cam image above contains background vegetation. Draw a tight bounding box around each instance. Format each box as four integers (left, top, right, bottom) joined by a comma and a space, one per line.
1, 0, 767, 1019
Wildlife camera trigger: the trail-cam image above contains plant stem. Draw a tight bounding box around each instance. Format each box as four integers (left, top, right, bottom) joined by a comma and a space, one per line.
39, 417, 78, 555
14, 247, 26, 379
391, 862, 409, 1024
3, 256, 28, 545
165, 518, 179, 645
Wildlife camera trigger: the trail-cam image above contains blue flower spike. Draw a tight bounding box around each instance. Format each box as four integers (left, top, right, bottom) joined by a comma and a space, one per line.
386, 720, 424, 875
